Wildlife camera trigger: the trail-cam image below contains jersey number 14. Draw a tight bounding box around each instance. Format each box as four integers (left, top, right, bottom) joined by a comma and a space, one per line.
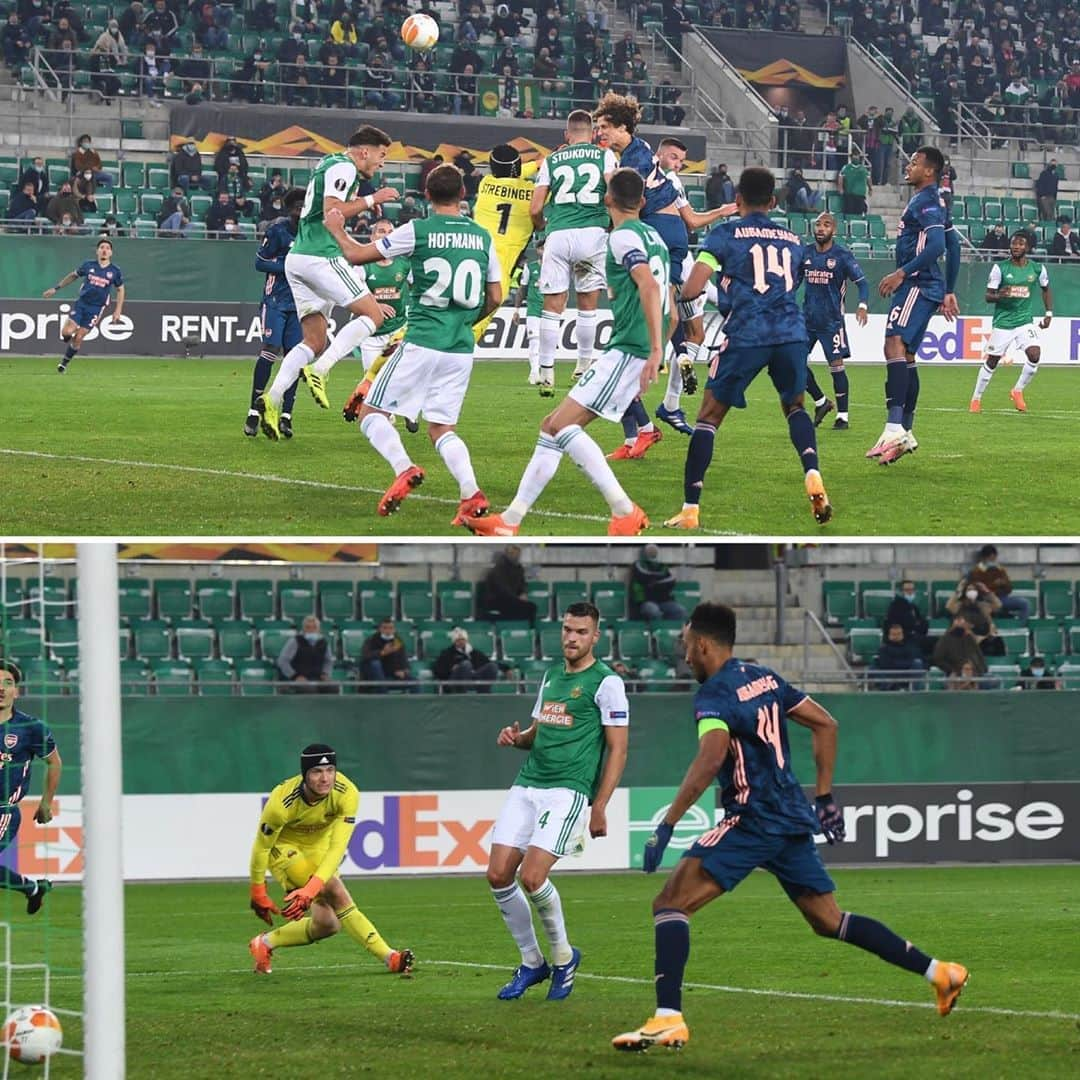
750, 243, 794, 294
756, 702, 786, 768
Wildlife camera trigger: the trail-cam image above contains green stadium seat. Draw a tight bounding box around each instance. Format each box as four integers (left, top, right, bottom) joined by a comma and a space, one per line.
1041, 580, 1073, 619
982, 199, 1002, 221
516, 658, 550, 691
117, 578, 153, 620
823, 581, 857, 624
1028, 619, 1063, 657
398, 581, 434, 621
119, 625, 132, 659
358, 581, 394, 621
1011, 162, 1030, 179
554, 581, 589, 614
152, 659, 194, 695
120, 118, 143, 139
858, 580, 893, 619
526, 581, 552, 620
997, 626, 1030, 657
174, 617, 215, 660
140, 192, 163, 216
155, 578, 193, 620
196, 579, 234, 619
1019, 199, 1038, 222
636, 661, 675, 692
26, 577, 69, 617
417, 621, 452, 660
216, 618, 256, 660
237, 659, 278, 695
847, 218, 869, 239
279, 582, 316, 621
318, 581, 355, 621
591, 582, 626, 621
259, 622, 296, 661
121, 161, 145, 188
133, 618, 172, 660
963, 195, 982, 219
436, 581, 474, 621
672, 581, 702, 610
652, 621, 685, 662
16, 657, 66, 694
331, 663, 357, 693
848, 627, 882, 663
617, 622, 652, 661
985, 662, 1020, 688
119, 658, 152, 695
47, 618, 80, 662
458, 621, 496, 658
1009, 579, 1039, 617
931, 580, 957, 617
195, 658, 234, 696
1057, 662, 1080, 689
190, 193, 212, 217
499, 626, 536, 661
147, 166, 170, 189
237, 579, 275, 621
538, 622, 563, 659
1, 576, 25, 616
339, 620, 375, 662
868, 215, 887, 238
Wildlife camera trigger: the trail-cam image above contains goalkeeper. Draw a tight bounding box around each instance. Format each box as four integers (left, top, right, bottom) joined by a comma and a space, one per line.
247, 743, 413, 976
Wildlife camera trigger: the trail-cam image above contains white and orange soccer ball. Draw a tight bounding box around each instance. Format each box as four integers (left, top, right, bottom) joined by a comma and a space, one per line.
2, 1005, 63, 1066
401, 12, 439, 50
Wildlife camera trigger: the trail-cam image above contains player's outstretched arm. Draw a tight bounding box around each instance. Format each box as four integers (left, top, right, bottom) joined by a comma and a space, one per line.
42, 270, 78, 299
787, 697, 838, 798
630, 262, 664, 393
681, 252, 717, 304
590, 725, 629, 838
33, 748, 62, 824
323, 207, 381, 265
1040, 282, 1053, 327
677, 202, 737, 231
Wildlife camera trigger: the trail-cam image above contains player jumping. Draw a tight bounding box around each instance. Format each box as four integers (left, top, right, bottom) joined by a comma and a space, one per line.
42, 237, 125, 373
870, 146, 961, 464
256, 126, 399, 439
0, 660, 60, 914
509, 236, 546, 385
248, 742, 413, 976
666, 166, 832, 530
463, 168, 664, 537
969, 231, 1052, 413
612, 602, 969, 1052
801, 212, 869, 430
324, 163, 501, 523
244, 187, 306, 439
488, 602, 628, 1002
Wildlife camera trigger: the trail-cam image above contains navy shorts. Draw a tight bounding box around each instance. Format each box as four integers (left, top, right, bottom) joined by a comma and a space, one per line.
706, 340, 808, 409
644, 213, 688, 286
261, 303, 302, 352
0, 803, 21, 856
808, 324, 850, 363
70, 301, 106, 330
685, 815, 835, 901
885, 282, 938, 352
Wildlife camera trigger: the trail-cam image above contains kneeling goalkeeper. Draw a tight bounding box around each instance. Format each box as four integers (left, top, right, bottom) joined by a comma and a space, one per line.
248, 742, 413, 975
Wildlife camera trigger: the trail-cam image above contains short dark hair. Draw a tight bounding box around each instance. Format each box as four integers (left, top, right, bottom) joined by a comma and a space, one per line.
564, 601, 600, 623
1057, 214, 1072, 225
688, 602, 737, 648
426, 162, 464, 205
1011, 230, 1030, 245
915, 145, 945, 178
349, 125, 392, 148
979, 544, 998, 559
607, 166, 644, 212
659, 137, 687, 153
593, 92, 640, 134
0, 659, 22, 684
284, 186, 306, 210
737, 166, 775, 209
566, 108, 594, 130
96, 238, 113, 250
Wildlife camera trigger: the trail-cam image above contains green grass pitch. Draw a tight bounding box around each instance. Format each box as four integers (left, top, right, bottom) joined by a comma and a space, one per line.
1, 357, 1078, 536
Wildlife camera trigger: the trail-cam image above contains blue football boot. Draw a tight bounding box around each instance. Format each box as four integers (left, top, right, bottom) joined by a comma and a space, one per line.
497, 959, 551, 1000
655, 403, 693, 435
546, 948, 582, 1000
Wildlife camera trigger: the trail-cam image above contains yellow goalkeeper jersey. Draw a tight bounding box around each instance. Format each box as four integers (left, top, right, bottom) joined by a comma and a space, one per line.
474, 169, 536, 261
250, 771, 360, 885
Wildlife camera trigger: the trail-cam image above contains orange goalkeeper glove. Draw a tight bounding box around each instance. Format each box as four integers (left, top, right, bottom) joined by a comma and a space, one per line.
281, 876, 324, 920
250, 883, 280, 925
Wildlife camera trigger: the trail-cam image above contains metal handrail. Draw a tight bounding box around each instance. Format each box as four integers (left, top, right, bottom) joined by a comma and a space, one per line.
803, 608, 856, 682
644, 26, 728, 133
851, 37, 941, 136
954, 101, 992, 151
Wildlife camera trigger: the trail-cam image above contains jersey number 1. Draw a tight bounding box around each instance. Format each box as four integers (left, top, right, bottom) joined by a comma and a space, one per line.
749, 243, 794, 295
756, 702, 786, 768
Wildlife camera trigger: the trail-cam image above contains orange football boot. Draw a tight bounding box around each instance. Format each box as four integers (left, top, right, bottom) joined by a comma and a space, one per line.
1009, 387, 1027, 412
626, 428, 663, 459
249, 935, 272, 975
931, 961, 970, 1016
608, 504, 649, 536
452, 490, 490, 527
464, 512, 519, 536
377, 465, 425, 516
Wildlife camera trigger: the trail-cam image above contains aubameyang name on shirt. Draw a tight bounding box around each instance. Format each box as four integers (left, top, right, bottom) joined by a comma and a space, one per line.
736, 674, 779, 702
734, 226, 799, 243
427, 232, 486, 251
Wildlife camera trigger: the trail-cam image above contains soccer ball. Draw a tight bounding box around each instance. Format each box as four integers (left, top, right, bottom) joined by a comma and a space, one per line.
401, 13, 439, 50
2, 1006, 63, 1066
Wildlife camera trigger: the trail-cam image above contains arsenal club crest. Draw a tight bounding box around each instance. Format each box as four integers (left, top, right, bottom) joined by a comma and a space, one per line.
4, 733, 18, 749
826, 258, 836, 269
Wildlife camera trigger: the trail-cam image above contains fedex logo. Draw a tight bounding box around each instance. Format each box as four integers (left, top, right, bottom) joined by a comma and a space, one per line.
915, 317, 990, 361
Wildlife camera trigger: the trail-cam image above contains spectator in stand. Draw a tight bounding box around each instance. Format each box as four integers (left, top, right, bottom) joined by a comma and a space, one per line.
495, 44, 519, 78
784, 166, 819, 212
1039, 82, 1071, 145
450, 37, 482, 76
455, 149, 480, 197
6, 180, 40, 230
857, 105, 882, 176
142, 0, 178, 56
706, 163, 735, 209
664, 0, 693, 53
53, 0, 88, 41
869, 623, 926, 691
877, 106, 898, 182
291, 0, 320, 36
923, 0, 948, 36
319, 51, 348, 108
90, 20, 127, 103
248, 0, 277, 32
418, 154, 442, 193
817, 110, 843, 175
980, 222, 1009, 252
259, 186, 287, 228
329, 11, 360, 59
839, 150, 871, 216
630, 50, 648, 100
613, 28, 635, 69
360, 618, 412, 692
969, 544, 1031, 620
932, 613, 988, 687
20, 0, 53, 43
284, 52, 318, 106
205, 188, 236, 235
3, 12, 33, 71
409, 56, 439, 113
258, 169, 286, 211
945, 577, 1001, 645
277, 22, 309, 74
980, 89, 1008, 147
234, 43, 271, 104
397, 194, 423, 224
46, 14, 77, 51
178, 38, 211, 101
45, 178, 82, 228
117, 1, 145, 49
138, 38, 168, 105
629, 544, 687, 622
939, 155, 956, 210
658, 81, 686, 127
1051, 215, 1080, 259
478, 546, 537, 623
170, 138, 213, 192
157, 185, 191, 235
365, 51, 400, 111
219, 162, 248, 199
1004, 74, 1035, 139
1067, 60, 1080, 110
232, 190, 258, 223
1020, 655, 1061, 690
275, 615, 335, 693
933, 74, 961, 139
214, 137, 250, 192
432, 627, 500, 693
492, 3, 525, 44
72, 170, 98, 214
193, 2, 228, 51
17, 156, 48, 201
884, 579, 929, 654
71, 135, 113, 188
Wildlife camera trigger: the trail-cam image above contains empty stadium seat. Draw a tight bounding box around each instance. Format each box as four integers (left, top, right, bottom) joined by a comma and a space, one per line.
499, 627, 536, 661
259, 621, 296, 661
279, 582, 316, 621
823, 581, 857, 624
1041, 580, 1074, 619
237, 659, 278, 695
617, 623, 652, 661
340, 620, 376, 662
47, 618, 80, 662
848, 626, 882, 664
554, 582, 589, 614
197, 579, 235, 619
195, 658, 234, 696
156, 578, 193, 621
152, 659, 194, 695
399, 581, 435, 621
996, 626, 1030, 657
436, 581, 474, 621
652, 622, 685, 662
358, 581, 394, 621
318, 581, 356, 621
174, 618, 215, 661
133, 618, 172, 660
238, 579, 275, 621
216, 619, 256, 660
1029, 619, 1064, 657
591, 582, 627, 621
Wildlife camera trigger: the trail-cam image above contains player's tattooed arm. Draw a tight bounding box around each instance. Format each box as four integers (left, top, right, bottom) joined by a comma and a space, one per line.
42, 270, 78, 298
112, 284, 125, 321
529, 184, 549, 232
1040, 282, 1053, 327
787, 697, 838, 798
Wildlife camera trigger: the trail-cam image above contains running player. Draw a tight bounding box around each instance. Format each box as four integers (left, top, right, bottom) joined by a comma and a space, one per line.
487, 602, 628, 1002
323, 163, 502, 523
472, 143, 536, 343
530, 110, 618, 396
870, 145, 955, 465
244, 187, 305, 439
611, 602, 968, 1052
256, 126, 399, 439
42, 238, 125, 373
510, 236, 545, 385
0, 660, 60, 914
666, 166, 832, 531
341, 217, 412, 423
801, 212, 869, 430
464, 168, 665, 537
248, 743, 413, 976
969, 231, 1052, 413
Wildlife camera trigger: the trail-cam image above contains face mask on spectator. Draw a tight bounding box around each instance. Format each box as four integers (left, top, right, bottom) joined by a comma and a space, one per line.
253, 52, 262, 60
902, 590, 915, 602
224, 222, 237, 231
965, 588, 979, 602
272, 199, 282, 209
184, 142, 196, 155
293, 32, 302, 41
61, 214, 72, 225
34, 162, 44, 172
83, 171, 92, 181
302, 632, 321, 644
380, 632, 395, 642
1031, 667, 1045, 678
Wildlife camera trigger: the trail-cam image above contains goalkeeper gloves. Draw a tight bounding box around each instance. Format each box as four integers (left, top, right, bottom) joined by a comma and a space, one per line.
643, 822, 674, 873
281, 876, 325, 920
815, 793, 846, 845
249, 882, 280, 926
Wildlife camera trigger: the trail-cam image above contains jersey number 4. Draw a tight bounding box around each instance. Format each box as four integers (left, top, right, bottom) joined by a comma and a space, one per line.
756, 702, 786, 768
749, 243, 794, 294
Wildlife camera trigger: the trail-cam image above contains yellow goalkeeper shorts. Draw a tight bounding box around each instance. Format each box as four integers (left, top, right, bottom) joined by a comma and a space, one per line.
268, 843, 328, 892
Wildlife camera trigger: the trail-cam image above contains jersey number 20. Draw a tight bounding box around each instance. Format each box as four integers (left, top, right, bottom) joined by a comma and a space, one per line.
420, 257, 483, 309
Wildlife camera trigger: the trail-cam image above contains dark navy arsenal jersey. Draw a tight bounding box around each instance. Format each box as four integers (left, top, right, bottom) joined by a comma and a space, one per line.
801, 243, 869, 331
75, 260, 123, 308
1, 709, 56, 805
620, 135, 681, 218
694, 658, 818, 835
895, 185, 946, 302
255, 218, 298, 311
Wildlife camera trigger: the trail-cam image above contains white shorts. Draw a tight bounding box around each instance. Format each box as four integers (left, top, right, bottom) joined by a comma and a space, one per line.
285, 251, 370, 321
540, 227, 607, 294
987, 324, 1039, 358
360, 329, 402, 370
568, 348, 646, 422
365, 341, 473, 425
677, 283, 706, 322
491, 784, 589, 857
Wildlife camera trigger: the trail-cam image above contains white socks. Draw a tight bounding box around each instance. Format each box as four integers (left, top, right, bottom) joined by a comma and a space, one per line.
360, 412, 412, 475
491, 883, 544, 968
313, 315, 376, 377
663, 354, 683, 411
1016, 359, 1038, 390
506, 433, 563, 526
575, 309, 597, 370
556, 424, 633, 516
526, 314, 541, 379
435, 431, 478, 499
973, 362, 995, 400
526, 879, 572, 966
267, 341, 313, 405
539, 310, 561, 380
